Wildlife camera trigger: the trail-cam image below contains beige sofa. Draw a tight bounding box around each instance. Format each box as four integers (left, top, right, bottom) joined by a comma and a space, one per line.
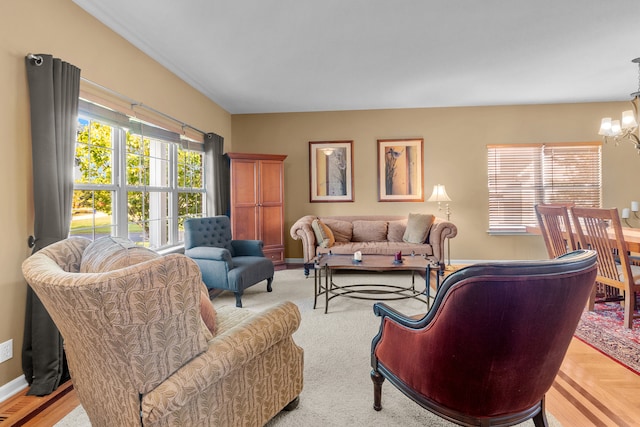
290, 214, 457, 274
22, 236, 303, 427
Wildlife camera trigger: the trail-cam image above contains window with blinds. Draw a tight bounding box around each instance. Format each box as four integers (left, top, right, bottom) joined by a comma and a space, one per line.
487, 142, 602, 233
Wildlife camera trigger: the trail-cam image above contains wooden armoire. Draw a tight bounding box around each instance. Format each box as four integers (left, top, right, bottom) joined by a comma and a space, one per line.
227, 152, 287, 266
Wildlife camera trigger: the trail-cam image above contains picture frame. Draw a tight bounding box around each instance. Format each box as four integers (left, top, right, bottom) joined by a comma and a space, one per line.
377, 138, 424, 202
309, 140, 354, 203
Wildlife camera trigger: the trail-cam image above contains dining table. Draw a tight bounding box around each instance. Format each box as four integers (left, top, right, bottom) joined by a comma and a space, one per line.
526, 224, 640, 254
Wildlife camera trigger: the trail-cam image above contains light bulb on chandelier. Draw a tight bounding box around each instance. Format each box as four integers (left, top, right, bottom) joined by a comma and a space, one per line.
598, 57, 640, 153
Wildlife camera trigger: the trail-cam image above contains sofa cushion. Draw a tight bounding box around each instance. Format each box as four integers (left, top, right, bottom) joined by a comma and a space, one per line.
323, 218, 353, 243
352, 220, 388, 242
311, 219, 335, 248
387, 219, 408, 242
81, 236, 217, 334
403, 213, 435, 244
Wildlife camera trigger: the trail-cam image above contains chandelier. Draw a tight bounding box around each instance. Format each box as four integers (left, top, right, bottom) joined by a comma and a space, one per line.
598, 57, 640, 151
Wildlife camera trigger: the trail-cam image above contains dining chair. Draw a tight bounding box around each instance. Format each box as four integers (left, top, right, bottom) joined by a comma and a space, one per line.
570, 207, 640, 329
534, 204, 576, 258
535, 204, 622, 304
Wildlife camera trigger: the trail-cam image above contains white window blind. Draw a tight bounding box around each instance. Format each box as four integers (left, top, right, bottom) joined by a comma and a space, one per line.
487, 142, 601, 233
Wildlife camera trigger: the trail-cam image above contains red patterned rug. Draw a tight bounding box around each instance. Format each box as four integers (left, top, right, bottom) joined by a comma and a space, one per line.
574, 303, 640, 374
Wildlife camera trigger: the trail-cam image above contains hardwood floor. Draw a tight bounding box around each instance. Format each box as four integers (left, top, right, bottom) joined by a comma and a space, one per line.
0, 380, 78, 426
548, 339, 640, 427
1, 338, 638, 426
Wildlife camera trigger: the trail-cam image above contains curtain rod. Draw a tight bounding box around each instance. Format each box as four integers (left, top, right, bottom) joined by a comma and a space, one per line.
80, 77, 208, 137
28, 53, 208, 137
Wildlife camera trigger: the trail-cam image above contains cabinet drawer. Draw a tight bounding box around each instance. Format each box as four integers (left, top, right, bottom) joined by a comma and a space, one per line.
264, 249, 284, 265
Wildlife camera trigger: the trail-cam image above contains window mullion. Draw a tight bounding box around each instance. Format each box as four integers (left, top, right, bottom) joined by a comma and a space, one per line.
115, 128, 128, 238
169, 144, 179, 245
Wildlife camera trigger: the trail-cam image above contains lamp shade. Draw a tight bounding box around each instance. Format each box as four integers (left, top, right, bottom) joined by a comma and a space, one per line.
427, 184, 451, 203
622, 110, 638, 129
598, 117, 612, 136
611, 120, 622, 136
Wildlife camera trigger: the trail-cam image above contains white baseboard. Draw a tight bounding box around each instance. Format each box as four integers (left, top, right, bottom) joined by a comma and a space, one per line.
0, 375, 28, 403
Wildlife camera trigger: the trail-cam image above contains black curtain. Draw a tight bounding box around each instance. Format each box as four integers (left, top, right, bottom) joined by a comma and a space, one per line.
204, 132, 229, 216
22, 54, 80, 395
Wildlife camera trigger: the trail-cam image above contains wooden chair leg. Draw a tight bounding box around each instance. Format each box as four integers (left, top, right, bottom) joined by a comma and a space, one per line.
586, 282, 597, 311
371, 370, 385, 411
624, 293, 633, 329
234, 292, 243, 308
267, 277, 273, 292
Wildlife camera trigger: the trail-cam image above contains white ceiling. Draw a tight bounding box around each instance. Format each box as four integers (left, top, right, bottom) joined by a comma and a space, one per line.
73, 0, 640, 114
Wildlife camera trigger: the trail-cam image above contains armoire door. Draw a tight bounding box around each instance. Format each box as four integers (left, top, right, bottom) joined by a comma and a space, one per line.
259, 159, 285, 263
229, 158, 259, 241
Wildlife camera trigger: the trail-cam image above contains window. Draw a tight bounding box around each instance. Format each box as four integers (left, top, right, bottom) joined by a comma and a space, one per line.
487, 142, 601, 233
71, 100, 206, 249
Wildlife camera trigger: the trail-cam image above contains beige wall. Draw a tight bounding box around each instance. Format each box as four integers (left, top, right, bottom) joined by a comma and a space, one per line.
232, 102, 640, 262
0, 0, 231, 389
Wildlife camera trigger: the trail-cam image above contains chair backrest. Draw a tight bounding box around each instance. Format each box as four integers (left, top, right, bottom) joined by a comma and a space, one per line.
373, 249, 597, 418
570, 207, 632, 290
184, 216, 234, 252
535, 203, 576, 258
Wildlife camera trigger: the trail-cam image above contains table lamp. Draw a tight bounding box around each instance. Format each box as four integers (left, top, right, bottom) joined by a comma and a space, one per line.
427, 184, 453, 268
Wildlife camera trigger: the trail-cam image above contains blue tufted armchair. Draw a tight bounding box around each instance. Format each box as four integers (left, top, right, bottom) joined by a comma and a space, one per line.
184, 216, 275, 307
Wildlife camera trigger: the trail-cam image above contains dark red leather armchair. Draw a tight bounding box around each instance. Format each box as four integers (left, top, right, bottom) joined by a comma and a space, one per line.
371, 250, 597, 427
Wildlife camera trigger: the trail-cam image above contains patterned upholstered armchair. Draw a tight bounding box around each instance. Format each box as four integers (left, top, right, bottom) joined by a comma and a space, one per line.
22, 237, 303, 427
371, 250, 597, 427
184, 216, 275, 307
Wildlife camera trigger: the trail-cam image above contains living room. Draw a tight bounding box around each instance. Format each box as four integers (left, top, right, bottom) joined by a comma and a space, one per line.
3, 0, 640, 425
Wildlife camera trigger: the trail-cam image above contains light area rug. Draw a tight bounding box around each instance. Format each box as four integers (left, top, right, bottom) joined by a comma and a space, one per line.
56, 269, 561, 427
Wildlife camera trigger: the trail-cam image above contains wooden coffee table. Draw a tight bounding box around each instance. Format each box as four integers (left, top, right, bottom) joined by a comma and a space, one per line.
312, 254, 441, 313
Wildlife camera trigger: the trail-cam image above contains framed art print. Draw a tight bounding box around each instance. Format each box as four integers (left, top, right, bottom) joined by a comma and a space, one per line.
377, 138, 424, 202
309, 140, 354, 202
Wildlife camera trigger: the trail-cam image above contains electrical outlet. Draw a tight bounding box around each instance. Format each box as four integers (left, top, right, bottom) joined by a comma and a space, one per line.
0, 339, 13, 363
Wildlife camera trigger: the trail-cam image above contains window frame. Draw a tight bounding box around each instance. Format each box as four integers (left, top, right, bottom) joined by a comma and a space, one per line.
72, 99, 206, 249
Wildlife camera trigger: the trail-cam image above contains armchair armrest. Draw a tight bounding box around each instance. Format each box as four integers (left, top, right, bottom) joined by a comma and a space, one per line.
184, 246, 233, 264
141, 301, 302, 424
373, 302, 425, 329
371, 302, 431, 370
290, 215, 318, 263
231, 239, 265, 256
427, 219, 458, 265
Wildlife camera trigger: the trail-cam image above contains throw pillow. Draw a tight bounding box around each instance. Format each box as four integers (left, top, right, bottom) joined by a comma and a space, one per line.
312, 219, 335, 248
387, 219, 408, 242
352, 220, 388, 242
403, 213, 435, 244
323, 219, 353, 242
